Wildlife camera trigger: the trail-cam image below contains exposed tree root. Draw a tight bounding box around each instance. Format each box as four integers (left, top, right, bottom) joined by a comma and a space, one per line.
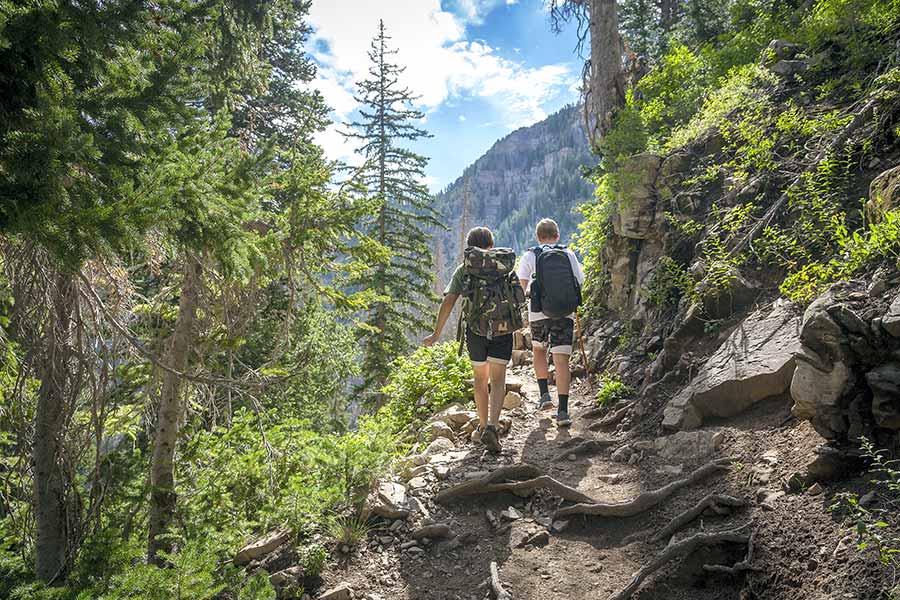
703, 528, 760, 576
554, 438, 618, 461
490, 561, 512, 600
435, 464, 595, 504
588, 403, 632, 431
653, 493, 746, 542
608, 522, 753, 600
554, 457, 735, 519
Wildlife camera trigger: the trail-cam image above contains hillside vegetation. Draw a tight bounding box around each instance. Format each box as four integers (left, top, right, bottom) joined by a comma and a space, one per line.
2, 0, 900, 599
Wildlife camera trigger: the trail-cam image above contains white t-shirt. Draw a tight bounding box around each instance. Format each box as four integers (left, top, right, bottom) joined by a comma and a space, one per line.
516, 245, 585, 322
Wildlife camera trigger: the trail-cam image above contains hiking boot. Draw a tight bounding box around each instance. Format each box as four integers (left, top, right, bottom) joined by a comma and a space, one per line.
470, 425, 485, 443
481, 425, 502, 454
538, 392, 554, 410
556, 411, 572, 428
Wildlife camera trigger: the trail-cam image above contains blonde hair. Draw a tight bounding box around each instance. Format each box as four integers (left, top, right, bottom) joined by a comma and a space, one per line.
535, 218, 559, 241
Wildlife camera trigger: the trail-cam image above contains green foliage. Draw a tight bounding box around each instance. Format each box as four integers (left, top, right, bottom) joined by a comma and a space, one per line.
379, 342, 472, 436
595, 375, 634, 408
328, 514, 374, 548
666, 64, 778, 151
645, 256, 694, 308
297, 544, 327, 579
638, 45, 709, 147
830, 437, 900, 598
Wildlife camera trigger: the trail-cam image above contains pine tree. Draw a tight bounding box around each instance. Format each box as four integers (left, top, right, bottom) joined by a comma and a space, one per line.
347, 21, 442, 398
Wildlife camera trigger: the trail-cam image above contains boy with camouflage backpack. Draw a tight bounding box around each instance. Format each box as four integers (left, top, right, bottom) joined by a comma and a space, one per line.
424, 227, 525, 453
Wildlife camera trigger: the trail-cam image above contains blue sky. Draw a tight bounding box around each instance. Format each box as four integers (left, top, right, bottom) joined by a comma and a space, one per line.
307, 0, 584, 192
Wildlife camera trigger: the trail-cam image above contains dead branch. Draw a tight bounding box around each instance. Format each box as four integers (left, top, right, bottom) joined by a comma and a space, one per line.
608, 523, 753, 600
703, 528, 760, 575
554, 438, 619, 461
554, 457, 735, 519
435, 465, 595, 504
653, 494, 746, 542
490, 561, 512, 600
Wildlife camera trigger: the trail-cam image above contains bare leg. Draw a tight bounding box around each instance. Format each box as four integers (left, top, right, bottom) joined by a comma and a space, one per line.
533, 343, 549, 379
488, 361, 508, 426
553, 353, 571, 396
472, 362, 489, 427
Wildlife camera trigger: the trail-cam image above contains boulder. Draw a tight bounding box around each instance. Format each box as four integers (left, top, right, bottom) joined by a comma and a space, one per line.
663, 303, 801, 430
882, 294, 900, 338
503, 391, 524, 409
424, 437, 455, 456
769, 59, 808, 77
789, 286, 858, 440
505, 375, 525, 393
269, 565, 304, 588
433, 404, 477, 428
411, 523, 454, 540
762, 39, 802, 64
234, 529, 291, 566
420, 420, 454, 442
369, 482, 410, 520
866, 364, 900, 429
696, 267, 761, 319
653, 430, 722, 461
511, 349, 532, 367
318, 583, 353, 600
865, 164, 900, 225
790, 348, 852, 439
611, 153, 663, 239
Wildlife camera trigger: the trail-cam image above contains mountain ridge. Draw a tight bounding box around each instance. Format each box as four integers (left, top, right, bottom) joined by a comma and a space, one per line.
433, 103, 595, 284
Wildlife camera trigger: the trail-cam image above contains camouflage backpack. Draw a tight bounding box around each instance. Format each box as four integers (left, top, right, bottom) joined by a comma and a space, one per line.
456, 246, 526, 350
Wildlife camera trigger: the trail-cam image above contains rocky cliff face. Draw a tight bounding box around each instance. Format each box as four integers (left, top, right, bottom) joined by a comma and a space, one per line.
433, 104, 594, 283
578, 45, 900, 479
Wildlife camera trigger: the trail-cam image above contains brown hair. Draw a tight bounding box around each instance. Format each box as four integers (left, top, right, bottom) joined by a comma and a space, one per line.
466, 226, 494, 249
535, 218, 559, 241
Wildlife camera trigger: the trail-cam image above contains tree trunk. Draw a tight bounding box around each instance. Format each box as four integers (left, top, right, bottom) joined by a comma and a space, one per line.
586, 0, 627, 146
33, 271, 76, 583
148, 252, 201, 564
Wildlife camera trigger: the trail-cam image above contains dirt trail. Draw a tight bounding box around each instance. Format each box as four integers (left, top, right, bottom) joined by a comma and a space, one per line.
318, 363, 885, 600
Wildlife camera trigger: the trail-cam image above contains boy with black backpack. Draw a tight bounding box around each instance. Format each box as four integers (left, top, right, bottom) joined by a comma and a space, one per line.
517, 218, 584, 427
424, 227, 525, 454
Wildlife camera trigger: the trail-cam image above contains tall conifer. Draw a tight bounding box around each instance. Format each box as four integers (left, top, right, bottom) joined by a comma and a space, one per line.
347, 21, 441, 397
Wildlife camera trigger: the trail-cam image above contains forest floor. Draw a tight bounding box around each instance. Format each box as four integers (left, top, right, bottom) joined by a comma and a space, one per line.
315, 363, 888, 600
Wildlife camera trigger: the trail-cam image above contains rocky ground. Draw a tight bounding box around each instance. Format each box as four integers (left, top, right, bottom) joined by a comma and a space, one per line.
282, 356, 889, 600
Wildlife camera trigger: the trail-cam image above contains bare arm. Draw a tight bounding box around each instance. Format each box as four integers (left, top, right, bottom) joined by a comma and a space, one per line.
423, 293, 459, 346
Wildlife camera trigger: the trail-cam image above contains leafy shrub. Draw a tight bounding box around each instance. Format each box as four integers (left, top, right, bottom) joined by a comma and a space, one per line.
830, 437, 900, 598
638, 45, 709, 147
645, 256, 694, 308
595, 375, 634, 407
297, 543, 327, 578
378, 342, 471, 436
666, 64, 778, 151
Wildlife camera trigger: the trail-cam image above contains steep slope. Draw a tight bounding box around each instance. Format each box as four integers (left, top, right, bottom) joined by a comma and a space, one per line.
433, 104, 594, 283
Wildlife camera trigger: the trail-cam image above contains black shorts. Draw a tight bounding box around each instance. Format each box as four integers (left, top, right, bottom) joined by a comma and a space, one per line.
530, 317, 574, 355
466, 328, 513, 366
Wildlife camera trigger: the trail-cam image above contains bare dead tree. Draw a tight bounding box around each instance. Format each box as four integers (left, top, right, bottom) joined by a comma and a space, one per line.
549, 0, 627, 147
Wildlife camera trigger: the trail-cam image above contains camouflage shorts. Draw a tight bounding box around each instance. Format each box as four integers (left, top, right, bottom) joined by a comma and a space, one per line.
530, 317, 574, 355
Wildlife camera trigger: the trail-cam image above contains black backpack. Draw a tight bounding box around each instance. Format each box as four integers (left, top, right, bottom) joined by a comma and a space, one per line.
530, 244, 582, 318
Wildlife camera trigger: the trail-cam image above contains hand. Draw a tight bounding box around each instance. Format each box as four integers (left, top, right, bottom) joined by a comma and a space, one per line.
422, 333, 437, 347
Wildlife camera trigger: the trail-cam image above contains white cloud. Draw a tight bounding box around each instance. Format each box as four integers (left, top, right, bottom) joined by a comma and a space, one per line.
458, 115, 467, 122
307, 0, 573, 161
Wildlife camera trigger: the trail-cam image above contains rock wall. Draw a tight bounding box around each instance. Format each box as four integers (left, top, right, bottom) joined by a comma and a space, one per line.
790, 279, 900, 449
